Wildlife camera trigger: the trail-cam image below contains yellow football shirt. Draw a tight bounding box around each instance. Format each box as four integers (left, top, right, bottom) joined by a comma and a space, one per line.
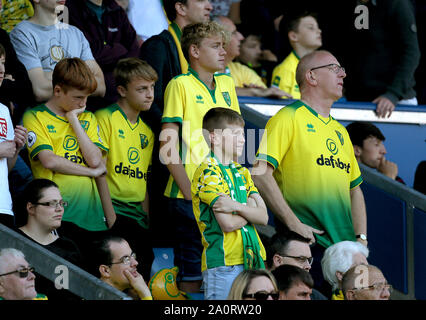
23, 105, 108, 231
256, 100, 362, 248
271, 51, 301, 99
227, 61, 267, 89
192, 156, 266, 271
95, 104, 153, 229
162, 67, 241, 199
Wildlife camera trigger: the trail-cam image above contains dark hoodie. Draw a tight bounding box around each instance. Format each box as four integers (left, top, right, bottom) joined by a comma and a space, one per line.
66, 0, 140, 108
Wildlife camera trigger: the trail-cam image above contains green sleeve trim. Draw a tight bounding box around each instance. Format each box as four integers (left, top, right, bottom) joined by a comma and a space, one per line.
256, 153, 278, 170
161, 117, 183, 124
350, 175, 363, 189
30, 144, 53, 159
248, 191, 259, 196
95, 142, 108, 152
209, 195, 220, 208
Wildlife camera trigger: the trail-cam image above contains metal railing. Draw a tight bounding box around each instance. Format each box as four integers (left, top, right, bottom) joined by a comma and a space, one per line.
0, 224, 131, 300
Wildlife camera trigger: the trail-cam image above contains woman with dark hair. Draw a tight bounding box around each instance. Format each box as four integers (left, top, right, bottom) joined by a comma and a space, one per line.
14, 178, 83, 300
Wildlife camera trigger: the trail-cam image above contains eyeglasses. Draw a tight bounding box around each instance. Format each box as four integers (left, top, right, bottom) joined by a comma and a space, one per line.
0, 266, 35, 278
34, 200, 68, 209
310, 63, 345, 74
279, 254, 314, 266
352, 283, 393, 294
110, 252, 137, 265
243, 291, 279, 300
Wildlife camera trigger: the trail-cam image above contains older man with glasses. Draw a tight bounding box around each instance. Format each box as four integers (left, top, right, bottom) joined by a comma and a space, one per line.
0, 248, 47, 300
342, 264, 391, 300
89, 235, 152, 300
253, 50, 367, 294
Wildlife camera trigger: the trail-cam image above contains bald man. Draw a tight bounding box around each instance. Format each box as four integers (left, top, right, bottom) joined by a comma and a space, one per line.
252, 50, 367, 292
342, 264, 391, 300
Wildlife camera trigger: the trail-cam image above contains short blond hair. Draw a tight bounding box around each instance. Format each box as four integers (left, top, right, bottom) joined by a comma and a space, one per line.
181, 21, 229, 62
114, 57, 158, 89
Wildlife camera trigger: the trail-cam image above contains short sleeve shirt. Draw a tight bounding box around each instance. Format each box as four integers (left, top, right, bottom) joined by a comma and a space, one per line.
271, 51, 301, 100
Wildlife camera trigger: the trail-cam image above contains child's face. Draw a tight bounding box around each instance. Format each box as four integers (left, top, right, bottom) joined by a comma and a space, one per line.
239, 35, 262, 65
56, 87, 90, 112
195, 34, 227, 73
292, 16, 322, 50
121, 77, 155, 112
219, 123, 245, 159
0, 55, 5, 87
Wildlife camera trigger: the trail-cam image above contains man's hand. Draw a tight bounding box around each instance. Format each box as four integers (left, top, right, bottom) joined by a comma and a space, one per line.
377, 156, 398, 180
14, 125, 28, 151
288, 220, 324, 245
0, 140, 16, 158
212, 193, 239, 214
123, 269, 152, 299
373, 96, 395, 118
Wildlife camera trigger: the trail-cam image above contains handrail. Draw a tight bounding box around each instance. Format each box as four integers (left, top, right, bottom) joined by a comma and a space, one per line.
0, 224, 132, 300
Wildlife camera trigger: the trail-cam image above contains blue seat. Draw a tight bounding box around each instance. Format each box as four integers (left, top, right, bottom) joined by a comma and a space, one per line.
150, 247, 174, 279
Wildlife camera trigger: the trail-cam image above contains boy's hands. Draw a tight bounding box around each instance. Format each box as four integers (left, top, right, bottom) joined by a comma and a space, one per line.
65, 106, 86, 120
212, 193, 240, 214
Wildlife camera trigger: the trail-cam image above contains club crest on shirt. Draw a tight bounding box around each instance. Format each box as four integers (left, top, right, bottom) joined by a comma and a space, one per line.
222, 92, 231, 106
80, 120, 89, 131
335, 130, 344, 145
0, 117, 7, 138
140, 134, 149, 149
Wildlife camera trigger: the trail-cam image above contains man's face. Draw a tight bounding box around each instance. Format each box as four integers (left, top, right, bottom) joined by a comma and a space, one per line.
221, 17, 244, 60
0, 255, 37, 300
120, 77, 155, 112
357, 136, 387, 169
279, 281, 312, 300
275, 240, 313, 271
239, 35, 262, 65
291, 16, 322, 50
195, 34, 227, 72
309, 52, 346, 101
37, 0, 66, 12
104, 240, 139, 291
183, 0, 212, 24
351, 269, 391, 300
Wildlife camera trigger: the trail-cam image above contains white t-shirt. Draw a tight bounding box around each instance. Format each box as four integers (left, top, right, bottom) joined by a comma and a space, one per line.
0, 103, 14, 216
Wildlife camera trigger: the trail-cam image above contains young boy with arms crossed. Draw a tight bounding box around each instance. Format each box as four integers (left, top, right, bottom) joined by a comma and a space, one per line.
23, 58, 113, 251
271, 11, 322, 99
192, 107, 268, 300
160, 21, 241, 293
95, 58, 157, 280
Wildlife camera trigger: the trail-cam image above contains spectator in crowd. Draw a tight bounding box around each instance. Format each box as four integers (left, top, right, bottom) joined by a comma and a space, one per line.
236, 33, 278, 87
252, 50, 367, 291
126, 0, 168, 43
272, 264, 313, 300
192, 107, 268, 300
95, 57, 157, 281
266, 231, 327, 300
0, 42, 28, 229
0, 248, 47, 300
115, 0, 128, 11
0, 26, 35, 125
271, 11, 322, 100
321, 240, 369, 300
414, 160, 426, 195
346, 121, 405, 183
159, 21, 240, 293
210, 0, 241, 24
66, 0, 140, 110
227, 269, 279, 300
342, 0, 420, 118
14, 178, 83, 300
342, 264, 391, 300
215, 16, 291, 99
9, 0, 105, 104
89, 235, 152, 300
22, 58, 115, 252
139, 0, 212, 248
0, 0, 34, 34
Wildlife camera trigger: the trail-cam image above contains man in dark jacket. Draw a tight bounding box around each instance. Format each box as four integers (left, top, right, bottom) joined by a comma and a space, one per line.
66, 0, 140, 110
138, 0, 212, 251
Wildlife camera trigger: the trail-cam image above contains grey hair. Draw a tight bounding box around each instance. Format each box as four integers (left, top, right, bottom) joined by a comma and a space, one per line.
321, 241, 369, 291
0, 248, 25, 274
